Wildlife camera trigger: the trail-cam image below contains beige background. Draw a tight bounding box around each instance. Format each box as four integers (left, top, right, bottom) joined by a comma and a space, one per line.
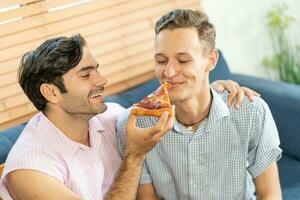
0, 0, 202, 130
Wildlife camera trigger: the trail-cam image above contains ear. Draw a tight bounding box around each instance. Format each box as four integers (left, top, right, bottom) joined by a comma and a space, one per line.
40, 83, 60, 104
207, 48, 219, 72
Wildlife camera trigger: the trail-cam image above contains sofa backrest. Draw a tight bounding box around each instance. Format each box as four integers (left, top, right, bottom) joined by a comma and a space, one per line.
0, 123, 27, 164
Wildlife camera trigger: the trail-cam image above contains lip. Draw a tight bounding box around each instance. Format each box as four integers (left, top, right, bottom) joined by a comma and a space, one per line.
165, 81, 184, 89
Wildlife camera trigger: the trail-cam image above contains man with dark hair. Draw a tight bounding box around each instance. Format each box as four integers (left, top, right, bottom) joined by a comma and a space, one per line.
118, 9, 282, 200
0, 33, 257, 199
0, 34, 176, 200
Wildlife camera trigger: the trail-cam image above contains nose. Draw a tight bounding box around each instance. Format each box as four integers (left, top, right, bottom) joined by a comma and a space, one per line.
163, 61, 177, 78
94, 72, 107, 87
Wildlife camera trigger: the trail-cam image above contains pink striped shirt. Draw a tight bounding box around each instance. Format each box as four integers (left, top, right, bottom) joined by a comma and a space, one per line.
0, 103, 124, 200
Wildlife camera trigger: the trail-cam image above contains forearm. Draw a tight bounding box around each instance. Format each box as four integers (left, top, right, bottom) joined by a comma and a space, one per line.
255, 162, 282, 200
104, 154, 145, 200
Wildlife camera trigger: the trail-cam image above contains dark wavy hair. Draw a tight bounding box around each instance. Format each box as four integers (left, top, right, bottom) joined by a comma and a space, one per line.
18, 34, 86, 111
155, 9, 216, 54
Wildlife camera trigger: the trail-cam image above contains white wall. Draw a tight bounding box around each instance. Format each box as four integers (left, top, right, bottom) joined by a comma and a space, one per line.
201, 0, 300, 79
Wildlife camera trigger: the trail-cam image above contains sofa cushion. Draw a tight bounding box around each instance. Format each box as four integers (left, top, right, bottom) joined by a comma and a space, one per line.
0, 123, 26, 163
278, 155, 300, 199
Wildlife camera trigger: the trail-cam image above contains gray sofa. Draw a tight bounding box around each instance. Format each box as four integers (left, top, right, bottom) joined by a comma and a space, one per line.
1, 51, 300, 199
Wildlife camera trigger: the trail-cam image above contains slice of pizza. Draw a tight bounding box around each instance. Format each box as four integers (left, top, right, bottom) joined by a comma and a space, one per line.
131, 82, 172, 117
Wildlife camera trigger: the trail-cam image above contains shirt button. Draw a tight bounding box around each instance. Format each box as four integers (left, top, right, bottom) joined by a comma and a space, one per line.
188, 126, 193, 131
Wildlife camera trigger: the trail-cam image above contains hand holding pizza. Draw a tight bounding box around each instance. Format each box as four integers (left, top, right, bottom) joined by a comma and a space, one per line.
124, 105, 175, 159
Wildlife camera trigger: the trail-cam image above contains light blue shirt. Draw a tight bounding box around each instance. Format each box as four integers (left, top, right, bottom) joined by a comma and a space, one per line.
117, 89, 282, 200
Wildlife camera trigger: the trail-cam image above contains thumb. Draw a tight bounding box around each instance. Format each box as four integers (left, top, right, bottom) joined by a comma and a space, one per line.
126, 113, 137, 132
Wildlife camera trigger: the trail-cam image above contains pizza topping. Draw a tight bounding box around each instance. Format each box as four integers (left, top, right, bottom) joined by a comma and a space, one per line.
136, 82, 171, 109
138, 97, 162, 109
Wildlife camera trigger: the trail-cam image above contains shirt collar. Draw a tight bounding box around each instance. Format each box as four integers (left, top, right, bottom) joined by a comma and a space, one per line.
37, 112, 106, 160
205, 88, 229, 132
88, 114, 106, 133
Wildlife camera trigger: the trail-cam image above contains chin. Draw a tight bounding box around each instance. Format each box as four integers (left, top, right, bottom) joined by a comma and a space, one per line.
169, 92, 187, 102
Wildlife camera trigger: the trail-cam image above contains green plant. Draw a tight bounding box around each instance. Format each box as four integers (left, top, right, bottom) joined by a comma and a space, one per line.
262, 3, 300, 84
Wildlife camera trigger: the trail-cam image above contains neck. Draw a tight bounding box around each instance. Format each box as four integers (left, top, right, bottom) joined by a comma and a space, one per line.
173, 86, 212, 128
44, 108, 91, 146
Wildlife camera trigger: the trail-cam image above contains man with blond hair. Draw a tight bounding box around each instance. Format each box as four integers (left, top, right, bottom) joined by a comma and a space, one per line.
118, 9, 282, 200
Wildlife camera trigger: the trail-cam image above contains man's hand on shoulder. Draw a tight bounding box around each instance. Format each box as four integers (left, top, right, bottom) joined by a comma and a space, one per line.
212, 80, 260, 108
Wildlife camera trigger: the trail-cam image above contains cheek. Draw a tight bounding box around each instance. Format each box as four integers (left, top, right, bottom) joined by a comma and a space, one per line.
66, 86, 90, 101
181, 67, 197, 80
155, 66, 164, 79
184, 63, 207, 79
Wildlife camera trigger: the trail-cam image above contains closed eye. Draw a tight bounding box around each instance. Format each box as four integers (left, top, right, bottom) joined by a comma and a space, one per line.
156, 60, 168, 64
178, 60, 190, 64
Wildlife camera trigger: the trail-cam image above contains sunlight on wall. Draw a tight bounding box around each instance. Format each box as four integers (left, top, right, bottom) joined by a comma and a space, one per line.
202, 0, 300, 79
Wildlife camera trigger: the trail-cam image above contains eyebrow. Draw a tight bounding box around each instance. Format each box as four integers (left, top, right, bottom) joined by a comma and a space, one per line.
176, 52, 191, 56
154, 52, 191, 58
76, 64, 99, 74
154, 53, 166, 58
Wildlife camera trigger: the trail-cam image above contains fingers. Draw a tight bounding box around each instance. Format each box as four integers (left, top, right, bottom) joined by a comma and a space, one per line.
146, 111, 169, 137
226, 81, 238, 106
213, 81, 225, 93
235, 88, 245, 109
152, 106, 175, 141
242, 87, 261, 102
124, 107, 175, 158
214, 84, 225, 93
144, 106, 175, 142
214, 80, 261, 107
212, 80, 239, 106
126, 113, 137, 132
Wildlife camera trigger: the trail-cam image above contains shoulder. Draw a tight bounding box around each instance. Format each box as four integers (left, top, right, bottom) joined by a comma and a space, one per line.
3, 134, 66, 185
238, 96, 271, 119
219, 91, 271, 118
3, 113, 67, 176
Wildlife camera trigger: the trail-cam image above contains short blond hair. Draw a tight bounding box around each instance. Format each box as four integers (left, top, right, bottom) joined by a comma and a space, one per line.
155, 9, 216, 54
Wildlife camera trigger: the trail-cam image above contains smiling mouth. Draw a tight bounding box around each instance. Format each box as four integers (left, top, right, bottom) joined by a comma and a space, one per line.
166, 82, 184, 88
90, 92, 103, 98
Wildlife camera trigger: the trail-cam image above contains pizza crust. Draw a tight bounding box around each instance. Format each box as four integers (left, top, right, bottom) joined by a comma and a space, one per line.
131, 105, 172, 117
